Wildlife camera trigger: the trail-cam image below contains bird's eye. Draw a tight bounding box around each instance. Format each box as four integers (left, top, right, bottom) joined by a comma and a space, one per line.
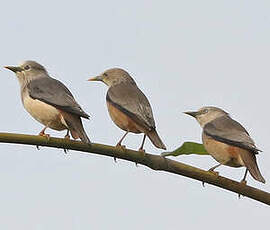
24, 65, 30, 70
203, 109, 208, 113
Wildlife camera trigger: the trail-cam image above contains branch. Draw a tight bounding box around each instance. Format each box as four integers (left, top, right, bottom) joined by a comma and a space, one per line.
0, 132, 269, 206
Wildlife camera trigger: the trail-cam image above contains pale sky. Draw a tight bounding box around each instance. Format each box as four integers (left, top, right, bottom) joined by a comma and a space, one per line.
0, 0, 269, 229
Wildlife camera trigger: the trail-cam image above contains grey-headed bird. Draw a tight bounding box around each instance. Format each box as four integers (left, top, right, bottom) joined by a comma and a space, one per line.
5, 61, 91, 143
184, 106, 265, 183
88, 68, 166, 151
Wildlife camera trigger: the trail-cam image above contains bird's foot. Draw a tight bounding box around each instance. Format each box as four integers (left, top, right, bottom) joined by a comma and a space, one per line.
39, 132, 50, 140
240, 179, 247, 185
208, 168, 219, 176
63, 149, 69, 154
139, 148, 146, 157
138, 148, 145, 153
116, 143, 126, 149
114, 144, 127, 163
36, 145, 40, 150
137, 148, 145, 164
64, 134, 70, 139
202, 169, 219, 187
238, 179, 247, 199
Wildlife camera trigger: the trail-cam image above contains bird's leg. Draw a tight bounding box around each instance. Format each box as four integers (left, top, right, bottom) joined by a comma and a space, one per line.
115, 131, 129, 163
116, 131, 129, 148
136, 134, 147, 167
240, 168, 248, 185
238, 168, 248, 199
202, 163, 222, 187
138, 134, 146, 153
39, 126, 50, 139
37, 125, 49, 150
208, 163, 222, 173
63, 130, 70, 154
64, 130, 70, 139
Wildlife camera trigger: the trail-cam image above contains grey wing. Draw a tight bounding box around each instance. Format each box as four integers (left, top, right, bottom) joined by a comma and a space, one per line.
203, 116, 261, 153
107, 82, 156, 130
28, 77, 90, 119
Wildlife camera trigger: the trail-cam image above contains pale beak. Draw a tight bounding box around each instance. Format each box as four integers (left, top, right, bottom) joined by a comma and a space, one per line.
88, 75, 103, 81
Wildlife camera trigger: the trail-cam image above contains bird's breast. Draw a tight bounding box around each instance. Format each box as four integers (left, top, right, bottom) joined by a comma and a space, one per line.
22, 93, 67, 131
202, 133, 245, 167
106, 101, 143, 133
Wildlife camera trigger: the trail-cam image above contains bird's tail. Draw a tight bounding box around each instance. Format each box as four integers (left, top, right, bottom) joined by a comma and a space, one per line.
147, 129, 166, 150
74, 122, 91, 144
240, 151, 265, 183
60, 111, 91, 144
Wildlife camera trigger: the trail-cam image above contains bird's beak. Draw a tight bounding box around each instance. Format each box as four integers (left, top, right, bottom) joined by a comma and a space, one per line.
88, 75, 103, 82
4, 66, 23, 73
184, 111, 198, 118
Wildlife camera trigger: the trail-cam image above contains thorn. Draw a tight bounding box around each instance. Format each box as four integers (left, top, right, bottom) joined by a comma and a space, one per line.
63, 149, 69, 154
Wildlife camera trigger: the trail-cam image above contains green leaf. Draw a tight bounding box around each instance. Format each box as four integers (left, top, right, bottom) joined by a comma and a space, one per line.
161, 142, 209, 157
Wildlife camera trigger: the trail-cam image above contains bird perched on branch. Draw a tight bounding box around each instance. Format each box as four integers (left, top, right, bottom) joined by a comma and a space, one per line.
88, 68, 166, 151
185, 106, 265, 184
5, 61, 91, 143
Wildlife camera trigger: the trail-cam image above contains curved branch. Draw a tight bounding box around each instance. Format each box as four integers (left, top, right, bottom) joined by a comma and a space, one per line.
0, 132, 269, 206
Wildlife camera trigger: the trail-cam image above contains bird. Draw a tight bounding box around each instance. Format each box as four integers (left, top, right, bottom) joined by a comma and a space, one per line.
88, 68, 166, 151
4, 60, 91, 144
184, 106, 265, 184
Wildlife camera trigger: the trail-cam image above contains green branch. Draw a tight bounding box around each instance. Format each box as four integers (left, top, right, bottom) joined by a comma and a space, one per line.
0, 132, 269, 206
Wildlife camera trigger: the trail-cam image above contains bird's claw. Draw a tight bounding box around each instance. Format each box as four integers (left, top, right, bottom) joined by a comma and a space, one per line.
238, 180, 247, 199
202, 170, 219, 187
138, 148, 146, 158
116, 143, 126, 149
39, 132, 50, 140
208, 169, 219, 176
240, 180, 247, 185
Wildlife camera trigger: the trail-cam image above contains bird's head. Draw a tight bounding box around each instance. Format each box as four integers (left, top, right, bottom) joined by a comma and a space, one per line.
4, 60, 48, 86
184, 106, 228, 127
88, 68, 135, 87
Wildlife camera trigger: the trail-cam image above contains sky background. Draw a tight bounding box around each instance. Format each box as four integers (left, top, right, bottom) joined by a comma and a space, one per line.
0, 0, 269, 229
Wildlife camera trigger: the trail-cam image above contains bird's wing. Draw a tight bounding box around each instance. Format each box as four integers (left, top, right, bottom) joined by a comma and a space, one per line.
28, 77, 90, 119
203, 115, 261, 153
106, 82, 156, 131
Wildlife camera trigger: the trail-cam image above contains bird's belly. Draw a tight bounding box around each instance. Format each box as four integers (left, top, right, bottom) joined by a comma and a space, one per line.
202, 134, 245, 167
23, 95, 67, 131
107, 102, 142, 134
